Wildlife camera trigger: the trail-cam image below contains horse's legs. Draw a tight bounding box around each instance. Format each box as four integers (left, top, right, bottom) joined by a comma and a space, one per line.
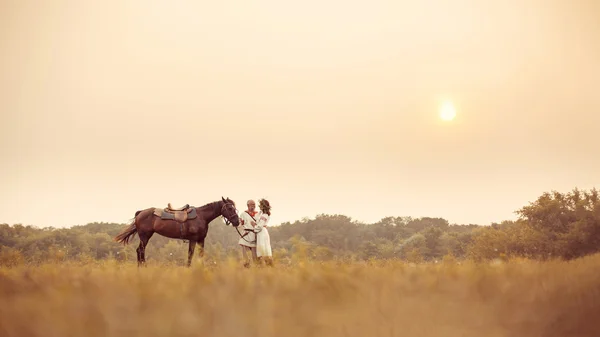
196, 239, 206, 266
136, 242, 143, 266
197, 239, 205, 259
136, 232, 153, 267
187, 240, 196, 267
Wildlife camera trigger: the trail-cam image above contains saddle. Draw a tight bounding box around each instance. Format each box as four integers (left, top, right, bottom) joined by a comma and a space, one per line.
167, 203, 190, 212
153, 203, 197, 222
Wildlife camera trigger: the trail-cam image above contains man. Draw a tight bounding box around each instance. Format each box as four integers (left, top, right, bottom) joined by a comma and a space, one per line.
239, 199, 260, 267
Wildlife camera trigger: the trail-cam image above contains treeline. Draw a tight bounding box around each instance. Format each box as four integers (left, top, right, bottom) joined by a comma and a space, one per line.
1, 188, 598, 266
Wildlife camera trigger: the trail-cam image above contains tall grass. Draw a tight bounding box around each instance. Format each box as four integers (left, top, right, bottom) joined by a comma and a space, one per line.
1, 254, 599, 337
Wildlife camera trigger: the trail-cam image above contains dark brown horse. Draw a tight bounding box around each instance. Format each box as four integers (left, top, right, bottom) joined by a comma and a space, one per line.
114, 197, 240, 267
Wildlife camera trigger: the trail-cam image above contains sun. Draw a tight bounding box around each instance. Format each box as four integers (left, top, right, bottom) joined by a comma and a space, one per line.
439, 101, 456, 121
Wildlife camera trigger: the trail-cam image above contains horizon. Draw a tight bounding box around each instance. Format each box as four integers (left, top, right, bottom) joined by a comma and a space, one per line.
2, 1, 599, 229
0, 186, 592, 229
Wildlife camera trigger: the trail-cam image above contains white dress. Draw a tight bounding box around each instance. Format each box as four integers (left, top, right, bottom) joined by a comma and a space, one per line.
255, 212, 272, 257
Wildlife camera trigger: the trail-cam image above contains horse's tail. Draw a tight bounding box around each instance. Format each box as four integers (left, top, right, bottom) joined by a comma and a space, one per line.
114, 211, 141, 245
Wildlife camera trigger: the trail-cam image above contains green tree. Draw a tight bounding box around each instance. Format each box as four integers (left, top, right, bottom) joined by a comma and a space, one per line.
516, 188, 600, 259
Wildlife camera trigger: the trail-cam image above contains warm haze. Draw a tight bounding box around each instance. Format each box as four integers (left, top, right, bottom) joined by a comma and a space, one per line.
1, 0, 599, 229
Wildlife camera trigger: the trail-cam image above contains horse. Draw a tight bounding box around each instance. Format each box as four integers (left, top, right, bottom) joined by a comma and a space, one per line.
114, 197, 240, 267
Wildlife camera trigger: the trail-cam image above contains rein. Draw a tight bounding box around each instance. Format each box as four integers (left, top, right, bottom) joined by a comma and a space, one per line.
235, 226, 255, 244
234, 210, 259, 244
219, 203, 252, 243
219, 203, 260, 245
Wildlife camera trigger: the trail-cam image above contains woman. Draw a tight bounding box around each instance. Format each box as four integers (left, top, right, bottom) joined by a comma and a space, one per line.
255, 198, 273, 266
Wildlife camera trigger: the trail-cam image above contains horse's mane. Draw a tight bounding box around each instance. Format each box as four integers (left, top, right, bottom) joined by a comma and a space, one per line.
197, 200, 222, 211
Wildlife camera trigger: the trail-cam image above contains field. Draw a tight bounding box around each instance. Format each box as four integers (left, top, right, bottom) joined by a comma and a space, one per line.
1, 255, 600, 337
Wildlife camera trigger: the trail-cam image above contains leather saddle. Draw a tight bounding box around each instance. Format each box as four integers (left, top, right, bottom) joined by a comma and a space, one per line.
153, 203, 197, 222
167, 203, 190, 211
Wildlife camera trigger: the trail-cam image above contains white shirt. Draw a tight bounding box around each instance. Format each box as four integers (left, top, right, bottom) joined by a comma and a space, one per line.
238, 210, 259, 247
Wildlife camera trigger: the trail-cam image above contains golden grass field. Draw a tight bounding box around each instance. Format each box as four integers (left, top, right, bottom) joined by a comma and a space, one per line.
1, 255, 600, 337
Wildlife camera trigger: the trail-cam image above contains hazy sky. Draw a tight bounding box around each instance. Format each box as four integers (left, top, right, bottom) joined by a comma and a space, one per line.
1, 0, 599, 229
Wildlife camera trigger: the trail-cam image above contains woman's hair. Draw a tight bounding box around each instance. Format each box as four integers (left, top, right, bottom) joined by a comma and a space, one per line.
259, 199, 271, 215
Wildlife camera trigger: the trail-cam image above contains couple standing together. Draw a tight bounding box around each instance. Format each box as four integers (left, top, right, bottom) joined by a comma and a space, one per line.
239, 199, 273, 267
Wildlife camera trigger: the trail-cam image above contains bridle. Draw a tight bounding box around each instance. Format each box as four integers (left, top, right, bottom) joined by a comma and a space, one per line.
221, 202, 238, 226
221, 202, 256, 244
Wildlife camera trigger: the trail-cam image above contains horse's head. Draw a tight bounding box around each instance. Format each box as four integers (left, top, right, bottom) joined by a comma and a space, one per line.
220, 197, 240, 227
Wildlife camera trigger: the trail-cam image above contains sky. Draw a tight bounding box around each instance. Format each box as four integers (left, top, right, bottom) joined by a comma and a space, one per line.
1, 0, 599, 229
